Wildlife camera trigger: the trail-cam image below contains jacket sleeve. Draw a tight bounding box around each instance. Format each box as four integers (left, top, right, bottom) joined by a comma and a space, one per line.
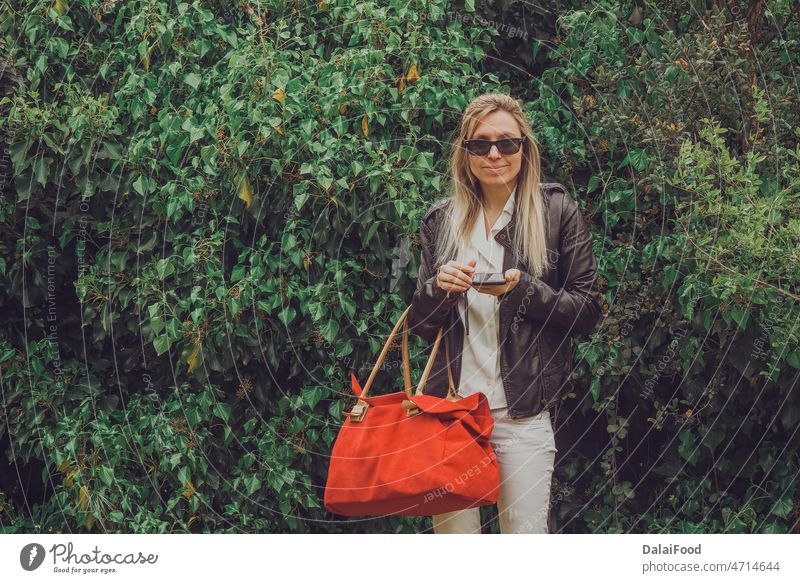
407, 216, 460, 343
499, 192, 602, 337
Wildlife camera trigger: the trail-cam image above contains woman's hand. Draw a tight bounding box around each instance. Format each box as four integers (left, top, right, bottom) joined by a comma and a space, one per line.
436, 259, 476, 293
473, 268, 521, 297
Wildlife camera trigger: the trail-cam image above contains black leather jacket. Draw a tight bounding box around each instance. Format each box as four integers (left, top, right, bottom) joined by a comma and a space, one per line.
407, 183, 602, 419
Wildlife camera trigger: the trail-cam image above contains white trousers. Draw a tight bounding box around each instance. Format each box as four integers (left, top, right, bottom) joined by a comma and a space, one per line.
432, 408, 557, 534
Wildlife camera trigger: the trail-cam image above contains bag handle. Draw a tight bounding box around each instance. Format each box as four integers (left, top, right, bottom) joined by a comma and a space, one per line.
360, 306, 456, 399
444, 334, 457, 399
414, 323, 458, 398
402, 311, 457, 398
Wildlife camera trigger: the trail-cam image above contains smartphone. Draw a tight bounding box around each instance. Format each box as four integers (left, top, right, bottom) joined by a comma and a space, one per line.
471, 272, 506, 286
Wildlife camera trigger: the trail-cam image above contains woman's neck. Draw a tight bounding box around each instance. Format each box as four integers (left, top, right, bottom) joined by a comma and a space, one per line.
481, 182, 516, 215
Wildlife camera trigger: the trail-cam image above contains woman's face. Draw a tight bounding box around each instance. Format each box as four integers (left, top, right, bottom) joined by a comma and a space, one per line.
466, 109, 524, 192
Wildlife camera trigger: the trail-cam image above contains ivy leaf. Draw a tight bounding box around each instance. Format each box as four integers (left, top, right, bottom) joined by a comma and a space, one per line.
156, 258, 174, 278
98, 466, 114, 487
214, 402, 231, 423
770, 498, 793, 519
320, 319, 339, 343
184, 72, 201, 90
178, 466, 190, 486
318, 172, 333, 191
186, 341, 201, 373
619, 148, 649, 171
277, 306, 296, 327
34, 156, 51, 186
663, 264, 678, 286
730, 306, 749, 330
244, 474, 261, 496
415, 152, 433, 171
236, 171, 252, 208
182, 117, 205, 143
154, 335, 171, 356
308, 301, 325, 321
585, 377, 599, 401
302, 386, 325, 409
294, 191, 309, 211
341, 297, 356, 319
133, 175, 153, 196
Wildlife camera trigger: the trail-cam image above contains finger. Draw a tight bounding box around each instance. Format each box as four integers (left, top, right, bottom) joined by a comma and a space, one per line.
440, 270, 470, 291
443, 266, 473, 286
448, 260, 476, 274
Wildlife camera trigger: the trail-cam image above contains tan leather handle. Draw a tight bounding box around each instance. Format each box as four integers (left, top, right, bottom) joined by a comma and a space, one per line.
360, 306, 456, 399
414, 322, 457, 397
443, 334, 457, 399
403, 312, 458, 398
361, 306, 413, 399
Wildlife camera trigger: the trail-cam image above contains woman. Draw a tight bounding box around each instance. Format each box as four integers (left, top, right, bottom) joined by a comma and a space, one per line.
406, 92, 602, 534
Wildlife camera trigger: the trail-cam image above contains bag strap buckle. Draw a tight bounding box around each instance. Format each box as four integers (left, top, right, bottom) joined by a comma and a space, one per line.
401, 399, 421, 417
344, 399, 369, 422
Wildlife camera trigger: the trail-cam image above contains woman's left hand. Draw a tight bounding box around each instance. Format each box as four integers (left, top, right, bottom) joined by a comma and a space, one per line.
473, 268, 521, 296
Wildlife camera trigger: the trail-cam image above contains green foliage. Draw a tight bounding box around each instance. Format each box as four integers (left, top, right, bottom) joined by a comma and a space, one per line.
534, 0, 800, 533
1, 0, 799, 534
0, 0, 496, 533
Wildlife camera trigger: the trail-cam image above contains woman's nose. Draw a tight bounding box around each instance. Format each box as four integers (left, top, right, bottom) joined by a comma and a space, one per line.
487, 145, 502, 158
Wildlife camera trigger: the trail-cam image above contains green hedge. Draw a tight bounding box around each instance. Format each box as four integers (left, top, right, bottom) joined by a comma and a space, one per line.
1, 0, 798, 533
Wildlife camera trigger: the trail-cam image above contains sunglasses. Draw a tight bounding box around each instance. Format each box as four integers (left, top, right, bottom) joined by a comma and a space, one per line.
462, 136, 526, 156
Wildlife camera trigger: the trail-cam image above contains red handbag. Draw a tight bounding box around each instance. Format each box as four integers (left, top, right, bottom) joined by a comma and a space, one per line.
324, 305, 500, 517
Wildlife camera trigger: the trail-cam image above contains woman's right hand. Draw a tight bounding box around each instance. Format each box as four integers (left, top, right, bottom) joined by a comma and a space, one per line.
436, 259, 477, 293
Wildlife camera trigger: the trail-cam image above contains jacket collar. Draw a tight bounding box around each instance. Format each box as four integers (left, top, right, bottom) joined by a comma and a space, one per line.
493, 189, 519, 252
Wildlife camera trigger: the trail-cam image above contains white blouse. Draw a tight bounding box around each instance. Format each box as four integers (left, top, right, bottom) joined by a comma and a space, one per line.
455, 188, 516, 410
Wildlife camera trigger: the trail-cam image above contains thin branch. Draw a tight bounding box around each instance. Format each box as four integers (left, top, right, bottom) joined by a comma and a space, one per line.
682, 232, 800, 302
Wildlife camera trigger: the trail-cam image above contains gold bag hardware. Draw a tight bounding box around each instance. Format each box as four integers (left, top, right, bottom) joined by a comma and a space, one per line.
344, 399, 368, 422
401, 399, 421, 417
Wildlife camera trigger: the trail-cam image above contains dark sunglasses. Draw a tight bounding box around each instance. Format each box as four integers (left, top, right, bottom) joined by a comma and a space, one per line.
462, 136, 526, 156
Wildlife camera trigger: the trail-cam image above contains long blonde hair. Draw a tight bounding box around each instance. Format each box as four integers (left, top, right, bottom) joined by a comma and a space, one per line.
434, 92, 548, 277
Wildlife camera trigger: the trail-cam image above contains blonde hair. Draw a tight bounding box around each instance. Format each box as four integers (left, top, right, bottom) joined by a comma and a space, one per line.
434, 92, 548, 277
